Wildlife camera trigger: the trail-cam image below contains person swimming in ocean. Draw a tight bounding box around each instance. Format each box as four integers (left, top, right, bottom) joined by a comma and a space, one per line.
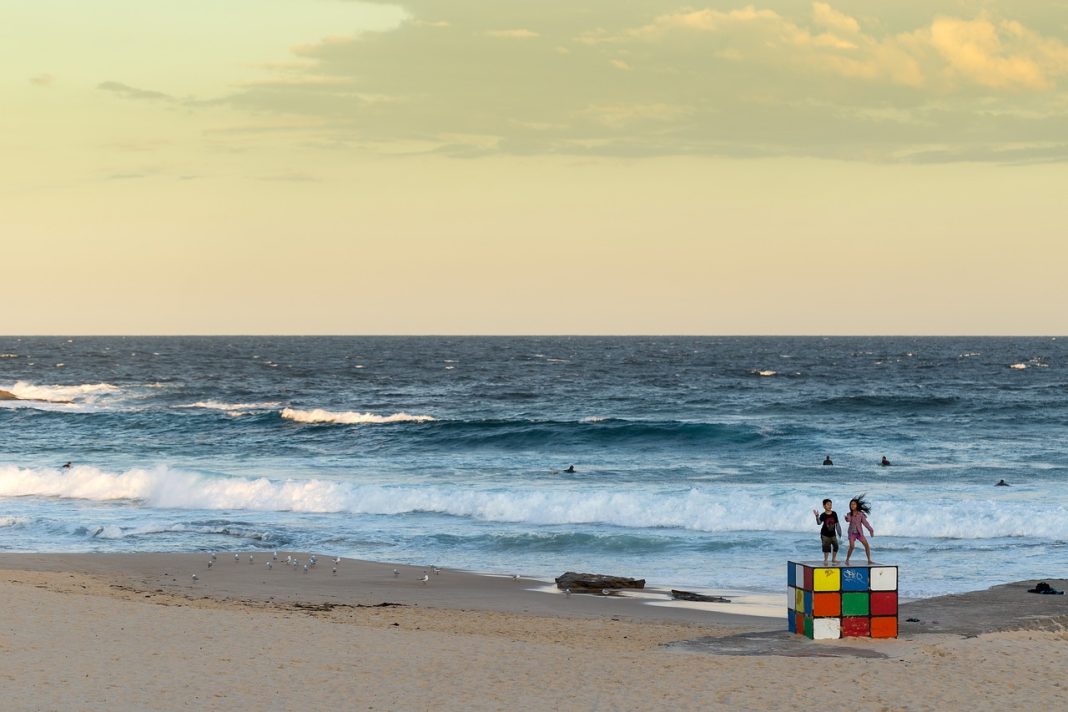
823, 455, 833, 466
996, 479, 1010, 486
564, 465, 576, 473
880, 456, 891, 466
61, 462, 72, 469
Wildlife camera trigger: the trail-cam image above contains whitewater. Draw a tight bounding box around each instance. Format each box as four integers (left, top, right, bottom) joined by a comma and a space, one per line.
1, 335, 1066, 598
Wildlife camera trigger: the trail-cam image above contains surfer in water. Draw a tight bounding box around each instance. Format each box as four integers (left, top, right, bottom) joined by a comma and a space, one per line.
995, 479, 1010, 486
564, 465, 576, 473
61, 462, 72, 469
880, 456, 891, 467
822, 455, 833, 466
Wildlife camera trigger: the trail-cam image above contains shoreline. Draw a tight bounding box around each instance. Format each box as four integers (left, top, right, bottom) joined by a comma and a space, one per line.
2, 552, 1066, 710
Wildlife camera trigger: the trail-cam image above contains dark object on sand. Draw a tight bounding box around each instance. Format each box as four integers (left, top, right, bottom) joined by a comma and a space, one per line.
671, 589, 731, 603
905, 617, 921, 622
1027, 582, 1064, 595
555, 571, 645, 592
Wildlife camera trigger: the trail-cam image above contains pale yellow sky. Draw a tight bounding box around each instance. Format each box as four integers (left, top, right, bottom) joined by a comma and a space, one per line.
4, 1, 1067, 334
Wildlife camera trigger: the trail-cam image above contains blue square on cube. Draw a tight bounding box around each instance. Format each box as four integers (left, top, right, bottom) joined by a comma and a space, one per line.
840, 567, 870, 591
787, 562, 797, 587
787, 612, 796, 633
803, 590, 813, 615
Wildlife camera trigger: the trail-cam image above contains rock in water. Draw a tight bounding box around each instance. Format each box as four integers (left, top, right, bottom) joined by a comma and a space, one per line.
671, 590, 731, 603
555, 572, 645, 592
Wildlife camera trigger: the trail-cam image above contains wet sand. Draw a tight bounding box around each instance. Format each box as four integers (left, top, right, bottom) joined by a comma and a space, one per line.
1, 553, 1065, 710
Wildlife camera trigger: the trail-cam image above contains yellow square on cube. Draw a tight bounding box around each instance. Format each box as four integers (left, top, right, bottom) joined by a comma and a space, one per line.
813, 567, 841, 592
795, 587, 804, 611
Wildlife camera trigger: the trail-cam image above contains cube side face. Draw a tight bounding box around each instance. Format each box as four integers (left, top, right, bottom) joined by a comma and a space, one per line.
803, 566, 814, 591
870, 566, 898, 591
841, 616, 871, 637
842, 591, 870, 616
840, 567, 870, 591
813, 567, 840, 592
812, 617, 841, 640
870, 591, 897, 616
813, 592, 841, 618
871, 616, 897, 639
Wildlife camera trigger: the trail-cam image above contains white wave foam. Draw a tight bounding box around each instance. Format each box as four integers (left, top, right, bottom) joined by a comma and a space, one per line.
1009, 363, 1028, 370
2, 465, 1064, 540
1, 380, 120, 403
0, 516, 30, 527
181, 401, 281, 412
280, 408, 435, 425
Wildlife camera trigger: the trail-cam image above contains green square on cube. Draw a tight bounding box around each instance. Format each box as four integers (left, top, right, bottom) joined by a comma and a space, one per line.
841, 591, 869, 616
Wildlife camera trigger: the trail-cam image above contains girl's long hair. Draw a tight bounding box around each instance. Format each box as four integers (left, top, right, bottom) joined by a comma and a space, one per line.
850, 493, 872, 514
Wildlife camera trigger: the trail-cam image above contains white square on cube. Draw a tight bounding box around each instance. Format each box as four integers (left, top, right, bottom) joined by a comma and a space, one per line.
812, 617, 841, 640
870, 567, 897, 591
787, 586, 795, 611
794, 563, 804, 585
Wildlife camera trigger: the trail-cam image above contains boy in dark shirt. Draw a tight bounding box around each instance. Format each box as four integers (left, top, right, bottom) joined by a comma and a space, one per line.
812, 499, 843, 565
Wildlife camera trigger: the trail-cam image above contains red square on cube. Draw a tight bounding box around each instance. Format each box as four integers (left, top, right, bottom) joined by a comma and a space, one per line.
871, 591, 897, 616
803, 566, 813, 591
841, 616, 870, 637
795, 612, 804, 634
871, 616, 897, 638
813, 592, 841, 617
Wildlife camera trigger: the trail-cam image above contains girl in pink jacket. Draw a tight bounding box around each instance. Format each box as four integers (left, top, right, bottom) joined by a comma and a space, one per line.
844, 494, 875, 565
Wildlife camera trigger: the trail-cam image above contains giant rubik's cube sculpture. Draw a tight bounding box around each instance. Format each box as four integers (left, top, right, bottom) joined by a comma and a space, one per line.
787, 561, 898, 639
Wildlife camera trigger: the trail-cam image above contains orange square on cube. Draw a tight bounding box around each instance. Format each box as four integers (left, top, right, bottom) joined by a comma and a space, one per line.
812, 592, 841, 617
871, 616, 897, 639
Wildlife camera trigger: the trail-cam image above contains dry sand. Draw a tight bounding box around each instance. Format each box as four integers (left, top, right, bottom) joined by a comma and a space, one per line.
1, 552, 1065, 711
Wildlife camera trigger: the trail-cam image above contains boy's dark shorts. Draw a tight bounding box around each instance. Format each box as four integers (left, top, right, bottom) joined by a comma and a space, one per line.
821, 535, 839, 553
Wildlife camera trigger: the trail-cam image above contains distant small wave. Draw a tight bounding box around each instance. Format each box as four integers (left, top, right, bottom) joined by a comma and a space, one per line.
280, 408, 436, 425
0, 515, 30, 528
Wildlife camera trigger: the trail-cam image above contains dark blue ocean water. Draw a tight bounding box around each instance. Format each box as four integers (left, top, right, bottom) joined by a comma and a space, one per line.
2, 336, 1065, 597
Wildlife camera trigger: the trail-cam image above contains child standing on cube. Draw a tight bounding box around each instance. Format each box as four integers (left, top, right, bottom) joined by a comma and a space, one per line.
845, 494, 875, 565
812, 498, 842, 565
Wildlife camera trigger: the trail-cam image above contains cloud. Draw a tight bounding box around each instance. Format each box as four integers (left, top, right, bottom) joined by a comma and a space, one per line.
486, 29, 539, 39
98, 81, 174, 102
204, 1, 1068, 162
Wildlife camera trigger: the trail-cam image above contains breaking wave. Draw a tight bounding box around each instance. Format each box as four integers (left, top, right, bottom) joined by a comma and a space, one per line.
280, 408, 436, 425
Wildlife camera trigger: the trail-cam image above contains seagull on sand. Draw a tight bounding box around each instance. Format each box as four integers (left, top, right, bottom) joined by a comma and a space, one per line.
207, 560, 213, 569
234, 553, 240, 562
332, 567, 337, 576
249, 555, 254, 564
210, 552, 217, 561
191, 573, 198, 582
303, 564, 309, 574
266, 561, 272, 570
511, 574, 520, 582
393, 568, 400, 577
565, 588, 572, 597
334, 557, 341, 565
419, 573, 429, 584
272, 551, 278, 560
433, 566, 441, 575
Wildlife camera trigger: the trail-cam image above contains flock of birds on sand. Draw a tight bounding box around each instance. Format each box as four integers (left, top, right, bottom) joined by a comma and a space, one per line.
187, 553, 539, 590
185, 554, 587, 598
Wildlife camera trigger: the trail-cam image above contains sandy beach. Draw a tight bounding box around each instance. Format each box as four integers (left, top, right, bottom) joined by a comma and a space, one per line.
0, 553, 1065, 711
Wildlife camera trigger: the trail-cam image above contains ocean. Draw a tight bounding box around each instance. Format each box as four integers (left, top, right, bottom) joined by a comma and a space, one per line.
1, 336, 1065, 598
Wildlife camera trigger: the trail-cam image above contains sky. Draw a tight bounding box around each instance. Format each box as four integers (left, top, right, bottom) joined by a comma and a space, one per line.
4, 0, 1068, 335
